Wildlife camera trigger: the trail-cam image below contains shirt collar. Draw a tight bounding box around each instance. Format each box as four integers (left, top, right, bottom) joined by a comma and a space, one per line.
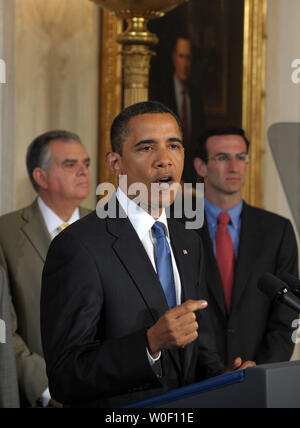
37, 196, 80, 236
204, 197, 243, 228
174, 74, 188, 98
174, 73, 182, 94
116, 187, 169, 241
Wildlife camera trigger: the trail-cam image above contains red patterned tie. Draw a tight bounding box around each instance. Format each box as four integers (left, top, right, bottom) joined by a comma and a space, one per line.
215, 212, 235, 314
181, 88, 189, 149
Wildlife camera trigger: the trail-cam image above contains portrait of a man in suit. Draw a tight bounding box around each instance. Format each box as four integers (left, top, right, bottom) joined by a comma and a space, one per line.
0, 130, 91, 407
41, 102, 254, 408
193, 127, 299, 366
151, 36, 206, 184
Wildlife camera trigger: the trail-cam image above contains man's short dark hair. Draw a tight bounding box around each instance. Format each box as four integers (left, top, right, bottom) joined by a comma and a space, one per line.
110, 101, 183, 155
26, 130, 82, 192
172, 34, 191, 53
194, 126, 250, 163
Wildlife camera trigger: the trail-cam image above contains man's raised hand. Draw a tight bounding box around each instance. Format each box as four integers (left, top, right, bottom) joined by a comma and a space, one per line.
146, 300, 208, 358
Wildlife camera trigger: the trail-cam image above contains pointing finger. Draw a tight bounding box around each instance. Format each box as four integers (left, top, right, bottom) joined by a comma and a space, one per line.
169, 300, 208, 319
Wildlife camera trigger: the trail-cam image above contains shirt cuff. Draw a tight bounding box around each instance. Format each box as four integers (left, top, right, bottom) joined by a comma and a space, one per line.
41, 388, 51, 407
146, 346, 161, 366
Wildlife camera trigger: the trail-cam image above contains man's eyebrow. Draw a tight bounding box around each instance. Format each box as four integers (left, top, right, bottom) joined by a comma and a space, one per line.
61, 157, 90, 164
134, 139, 155, 148
169, 137, 184, 146
215, 152, 247, 155
61, 158, 77, 164
134, 138, 183, 148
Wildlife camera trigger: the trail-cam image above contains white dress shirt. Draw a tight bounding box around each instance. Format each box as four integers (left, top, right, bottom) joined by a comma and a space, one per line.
37, 196, 80, 240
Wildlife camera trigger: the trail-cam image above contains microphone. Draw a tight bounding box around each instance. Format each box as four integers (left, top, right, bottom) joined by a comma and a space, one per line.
258, 273, 300, 313
278, 272, 300, 299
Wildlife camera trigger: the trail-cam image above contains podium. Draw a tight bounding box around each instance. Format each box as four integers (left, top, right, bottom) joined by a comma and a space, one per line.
122, 361, 300, 408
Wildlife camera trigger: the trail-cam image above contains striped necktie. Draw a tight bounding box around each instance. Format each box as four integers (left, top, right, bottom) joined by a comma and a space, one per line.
57, 223, 69, 233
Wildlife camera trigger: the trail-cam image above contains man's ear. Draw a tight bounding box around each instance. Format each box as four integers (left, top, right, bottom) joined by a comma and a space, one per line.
105, 152, 122, 177
32, 168, 49, 190
194, 157, 207, 179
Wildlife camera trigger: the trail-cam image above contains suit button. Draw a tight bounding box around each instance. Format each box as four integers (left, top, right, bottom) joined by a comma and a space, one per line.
227, 329, 235, 335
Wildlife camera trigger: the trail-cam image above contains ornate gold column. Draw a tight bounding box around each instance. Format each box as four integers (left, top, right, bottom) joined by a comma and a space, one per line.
90, 0, 188, 107
117, 14, 158, 107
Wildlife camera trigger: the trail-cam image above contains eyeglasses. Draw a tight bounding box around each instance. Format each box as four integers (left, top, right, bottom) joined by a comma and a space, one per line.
207, 153, 250, 164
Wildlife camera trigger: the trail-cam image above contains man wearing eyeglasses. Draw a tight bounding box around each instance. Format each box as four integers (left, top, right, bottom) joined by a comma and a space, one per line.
193, 126, 299, 366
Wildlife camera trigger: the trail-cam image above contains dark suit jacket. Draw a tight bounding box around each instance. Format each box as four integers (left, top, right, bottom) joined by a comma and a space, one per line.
198, 203, 299, 366
153, 77, 206, 184
41, 205, 224, 408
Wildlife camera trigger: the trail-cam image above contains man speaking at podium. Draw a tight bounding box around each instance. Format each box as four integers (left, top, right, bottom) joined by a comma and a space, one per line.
41, 102, 254, 408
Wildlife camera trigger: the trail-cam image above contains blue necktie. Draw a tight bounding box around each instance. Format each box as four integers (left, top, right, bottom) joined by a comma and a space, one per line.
152, 222, 177, 309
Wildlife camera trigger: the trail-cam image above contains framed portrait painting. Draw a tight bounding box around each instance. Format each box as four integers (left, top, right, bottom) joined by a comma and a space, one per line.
99, 0, 267, 207
149, 0, 244, 129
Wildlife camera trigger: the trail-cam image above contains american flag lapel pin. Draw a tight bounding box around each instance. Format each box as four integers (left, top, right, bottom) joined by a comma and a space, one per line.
183, 249, 188, 255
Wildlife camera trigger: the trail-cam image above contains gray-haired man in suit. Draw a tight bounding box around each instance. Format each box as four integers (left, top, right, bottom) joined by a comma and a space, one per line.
0, 130, 91, 407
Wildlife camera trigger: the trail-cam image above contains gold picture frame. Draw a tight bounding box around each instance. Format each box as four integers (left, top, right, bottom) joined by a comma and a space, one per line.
242, 0, 267, 208
98, 0, 267, 208
98, 10, 122, 187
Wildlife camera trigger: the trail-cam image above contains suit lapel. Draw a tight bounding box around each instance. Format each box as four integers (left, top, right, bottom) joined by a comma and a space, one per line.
168, 219, 202, 381
106, 215, 169, 323
21, 202, 89, 263
200, 220, 227, 318
167, 219, 195, 303
168, 80, 179, 116
79, 206, 91, 218
20, 199, 51, 263
230, 204, 260, 315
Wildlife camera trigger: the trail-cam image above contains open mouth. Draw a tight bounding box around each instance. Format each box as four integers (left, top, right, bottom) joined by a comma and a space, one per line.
155, 176, 173, 184
152, 176, 174, 191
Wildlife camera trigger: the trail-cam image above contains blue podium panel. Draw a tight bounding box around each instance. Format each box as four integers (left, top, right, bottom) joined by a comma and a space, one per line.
122, 362, 300, 408
122, 371, 245, 408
